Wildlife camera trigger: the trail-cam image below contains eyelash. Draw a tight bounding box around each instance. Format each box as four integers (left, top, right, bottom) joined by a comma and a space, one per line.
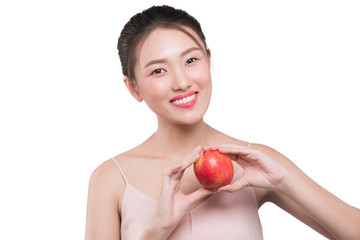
150, 57, 199, 75
151, 69, 165, 75
186, 57, 198, 64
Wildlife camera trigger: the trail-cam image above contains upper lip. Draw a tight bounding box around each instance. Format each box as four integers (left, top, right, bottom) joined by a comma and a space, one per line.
170, 91, 198, 102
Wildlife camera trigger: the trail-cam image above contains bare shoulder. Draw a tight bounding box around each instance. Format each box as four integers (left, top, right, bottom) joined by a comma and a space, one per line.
251, 143, 301, 173
90, 158, 123, 185
89, 158, 125, 202
85, 157, 129, 238
88, 152, 134, 214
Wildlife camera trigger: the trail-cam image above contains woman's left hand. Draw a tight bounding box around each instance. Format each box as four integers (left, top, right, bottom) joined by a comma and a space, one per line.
205, 144, 360, 239
203, 144, 287, 192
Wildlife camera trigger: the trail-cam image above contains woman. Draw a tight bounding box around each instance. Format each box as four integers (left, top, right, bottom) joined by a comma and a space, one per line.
85, 5, 360, 240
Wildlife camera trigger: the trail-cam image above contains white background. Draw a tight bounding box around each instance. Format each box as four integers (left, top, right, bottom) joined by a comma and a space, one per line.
0, 0, 359, 239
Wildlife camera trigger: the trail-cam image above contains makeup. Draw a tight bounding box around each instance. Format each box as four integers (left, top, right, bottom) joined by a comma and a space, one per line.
170, 91, 198, 108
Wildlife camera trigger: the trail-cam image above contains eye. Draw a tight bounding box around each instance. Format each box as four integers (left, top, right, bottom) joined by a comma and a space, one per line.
151, 68, 165, 75
186, 57, 198, 65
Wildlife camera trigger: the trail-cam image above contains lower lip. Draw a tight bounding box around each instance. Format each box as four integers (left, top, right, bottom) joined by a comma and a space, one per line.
170, 93, 198, 108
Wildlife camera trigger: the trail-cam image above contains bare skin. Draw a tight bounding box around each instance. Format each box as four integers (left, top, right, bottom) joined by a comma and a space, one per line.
85, 27, 360, 240
86, 122, 360, 240
85, 123, 255, 239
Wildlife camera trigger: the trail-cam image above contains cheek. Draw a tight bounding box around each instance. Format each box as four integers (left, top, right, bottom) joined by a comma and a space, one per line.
141, 79, 170, 103
134, 67, 169, 102
192, 64, 212, 88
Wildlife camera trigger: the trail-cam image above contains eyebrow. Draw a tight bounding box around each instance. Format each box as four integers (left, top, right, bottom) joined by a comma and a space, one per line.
144, 47, 201, 68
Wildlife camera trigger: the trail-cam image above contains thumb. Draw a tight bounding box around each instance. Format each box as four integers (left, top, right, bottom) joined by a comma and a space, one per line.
218, 177, 249, 193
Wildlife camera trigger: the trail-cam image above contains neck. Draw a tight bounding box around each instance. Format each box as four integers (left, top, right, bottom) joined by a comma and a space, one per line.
149, 118, 214, 158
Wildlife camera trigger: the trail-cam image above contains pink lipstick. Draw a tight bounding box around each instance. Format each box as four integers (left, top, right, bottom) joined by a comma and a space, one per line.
170, 91, 198, 108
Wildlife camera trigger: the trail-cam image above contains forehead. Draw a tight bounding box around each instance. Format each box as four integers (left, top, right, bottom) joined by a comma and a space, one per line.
137, 27, 205, 66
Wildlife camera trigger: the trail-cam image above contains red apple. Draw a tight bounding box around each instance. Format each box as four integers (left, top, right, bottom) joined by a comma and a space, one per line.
193, 150, 234, 189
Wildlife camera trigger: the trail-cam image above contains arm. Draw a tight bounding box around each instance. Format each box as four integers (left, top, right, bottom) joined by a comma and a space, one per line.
85, 147, 215, 240
257, 144, 341, 239
206, 144, 360, 240
275, 161, 360, 239
85, 160, 122, 240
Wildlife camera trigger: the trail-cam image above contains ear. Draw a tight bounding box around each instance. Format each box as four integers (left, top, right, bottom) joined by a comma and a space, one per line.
203, 48, 211, 65
206, 48, 211, 57
123, 77, 143, 102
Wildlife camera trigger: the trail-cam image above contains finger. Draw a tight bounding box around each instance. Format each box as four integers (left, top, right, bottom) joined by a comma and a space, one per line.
216, 144, 248, 149
202, 145, 219, 151
217, 147, 253, 163
202, 144, 238, 151
161, 163, 184, 193
218, 178, 249, 193
201, 145, 240, 161
186, 187, 217, 203
181, 145, 203, 170
218, 147, 258, 159
203, 143, 249, 152
162, 163, 183, 180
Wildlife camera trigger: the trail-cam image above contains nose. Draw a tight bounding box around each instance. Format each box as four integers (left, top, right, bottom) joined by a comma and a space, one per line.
171, 67, 192, 91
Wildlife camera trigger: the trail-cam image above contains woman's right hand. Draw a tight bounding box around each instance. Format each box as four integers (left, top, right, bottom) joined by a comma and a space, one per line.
144, 146, 216, 239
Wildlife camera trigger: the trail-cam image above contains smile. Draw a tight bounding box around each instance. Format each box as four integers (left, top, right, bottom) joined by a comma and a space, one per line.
170, 91, 198, 108
172, 93, 196, 105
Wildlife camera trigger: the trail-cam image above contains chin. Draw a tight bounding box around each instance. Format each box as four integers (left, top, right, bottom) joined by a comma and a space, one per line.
172, 108, 208, 126
176, 117, 203, 126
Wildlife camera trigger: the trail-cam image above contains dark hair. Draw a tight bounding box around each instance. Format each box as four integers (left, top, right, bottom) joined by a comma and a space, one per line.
117, 5, 210, 81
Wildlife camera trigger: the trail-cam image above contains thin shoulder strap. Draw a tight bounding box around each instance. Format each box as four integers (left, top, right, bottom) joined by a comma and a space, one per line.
247, 142, 252, 148
111, 157, 128, 185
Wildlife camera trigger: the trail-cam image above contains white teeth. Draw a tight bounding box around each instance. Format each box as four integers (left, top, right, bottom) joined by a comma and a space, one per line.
172, 93, 196, 105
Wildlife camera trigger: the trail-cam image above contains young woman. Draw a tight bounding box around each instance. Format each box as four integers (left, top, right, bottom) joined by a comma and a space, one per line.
85, 5, 360, 240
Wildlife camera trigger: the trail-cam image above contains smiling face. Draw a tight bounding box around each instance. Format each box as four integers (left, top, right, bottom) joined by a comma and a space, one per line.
127, 27, 212, 125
